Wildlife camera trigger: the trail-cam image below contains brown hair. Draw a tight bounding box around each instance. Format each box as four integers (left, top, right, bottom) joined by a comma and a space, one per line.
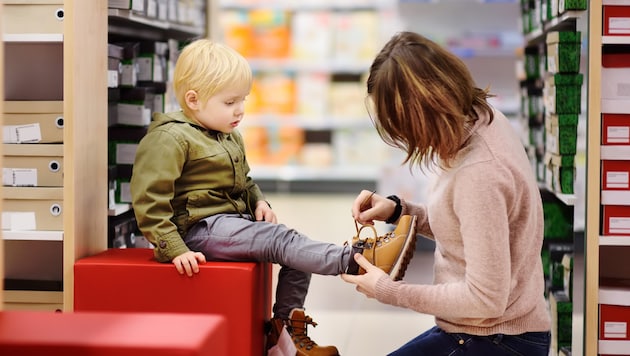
366, 31, 494, 169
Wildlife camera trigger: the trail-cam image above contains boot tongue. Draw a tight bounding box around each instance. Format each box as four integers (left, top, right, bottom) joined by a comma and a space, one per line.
289, 309, 308, 333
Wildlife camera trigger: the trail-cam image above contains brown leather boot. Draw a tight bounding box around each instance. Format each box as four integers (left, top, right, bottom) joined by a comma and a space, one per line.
267, 308, 340, 356
347, 215, 418, 281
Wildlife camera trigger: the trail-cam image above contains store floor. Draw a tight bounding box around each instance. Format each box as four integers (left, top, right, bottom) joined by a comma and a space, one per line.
267, 193, 435, 355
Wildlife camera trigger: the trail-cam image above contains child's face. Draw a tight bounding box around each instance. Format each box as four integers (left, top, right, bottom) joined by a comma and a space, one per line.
190, 86, 249, 133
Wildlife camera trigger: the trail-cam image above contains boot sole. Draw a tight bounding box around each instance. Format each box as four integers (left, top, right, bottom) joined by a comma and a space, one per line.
389, 215, 418, 281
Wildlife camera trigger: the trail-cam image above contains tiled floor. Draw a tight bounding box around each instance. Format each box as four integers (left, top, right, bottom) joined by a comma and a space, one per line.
266, 193, 436, 355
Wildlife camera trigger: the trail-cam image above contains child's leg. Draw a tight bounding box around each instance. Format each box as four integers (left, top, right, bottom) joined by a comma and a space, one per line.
184, 214, 353, 275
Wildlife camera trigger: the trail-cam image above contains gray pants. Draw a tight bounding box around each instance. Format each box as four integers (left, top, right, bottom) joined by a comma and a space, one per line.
184, 213, 353, 319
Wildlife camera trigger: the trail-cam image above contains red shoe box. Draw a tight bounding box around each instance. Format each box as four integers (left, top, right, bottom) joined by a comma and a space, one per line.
604, 5, 630, 36
603, 205, 630, 235
603, 114, 630, 145
599, 286, 630, 355
602, 53, 630, 114
602, 161, 630, 191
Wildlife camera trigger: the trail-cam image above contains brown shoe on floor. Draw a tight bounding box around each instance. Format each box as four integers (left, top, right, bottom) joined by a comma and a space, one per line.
347, 215, 418, 281
267, 308, 340, 356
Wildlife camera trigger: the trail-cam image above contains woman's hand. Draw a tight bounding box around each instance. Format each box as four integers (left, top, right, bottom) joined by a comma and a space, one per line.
172, 251, 206, 277
255, 200, 277, 223
351, 190, 397, 225
341, 253, 387, 299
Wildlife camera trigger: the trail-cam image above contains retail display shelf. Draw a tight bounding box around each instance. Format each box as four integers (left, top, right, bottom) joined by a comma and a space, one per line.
602, 36, 630, 45
601, 145, 630, 160
538, 182, 577, 206
108, 8, 204, 39
600, 236, 630, 246
2, 33, 62, 42
601, 190, 630, 205
250, 165, 380, 181
218, 0, 395, 10
108, 203, 132, 217
524, 11, 583, 44
247, 58, 372, 74
242, 114, 373, 129
1, 231, 63, 242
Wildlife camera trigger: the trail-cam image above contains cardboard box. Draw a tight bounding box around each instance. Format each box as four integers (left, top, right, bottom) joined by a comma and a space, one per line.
546, 31, 581, 74
602, 160, 630, 191
3, 113, 64, 144
4, 4, 64, 34
3, 144, 63, 187
545, 114, 579, 155
600, 286, 630, 340
544, 73, 583, 115
602, 114, 630, 145
602, 53, 630, 114
602, 205, 630, 235
604, 5, 630, 36
3, 187, 63, 231
545, 153, 575, 195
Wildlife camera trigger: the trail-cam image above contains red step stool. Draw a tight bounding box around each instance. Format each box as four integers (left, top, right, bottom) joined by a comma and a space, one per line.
74, 248, 272, 356
0, 310, 227, 355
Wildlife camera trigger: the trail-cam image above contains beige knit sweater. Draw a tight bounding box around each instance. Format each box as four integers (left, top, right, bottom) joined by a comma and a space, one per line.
375, 109, 551, 336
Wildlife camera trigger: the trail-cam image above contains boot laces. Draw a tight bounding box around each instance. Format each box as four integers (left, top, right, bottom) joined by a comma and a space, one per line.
286, 315, 318, 350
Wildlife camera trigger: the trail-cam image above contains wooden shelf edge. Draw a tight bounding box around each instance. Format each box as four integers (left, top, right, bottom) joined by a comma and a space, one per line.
600, 235, 630, 246
599, 339, 630, 354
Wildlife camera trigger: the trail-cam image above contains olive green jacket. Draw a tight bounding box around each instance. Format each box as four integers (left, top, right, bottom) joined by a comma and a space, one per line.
130, 111, 265, 262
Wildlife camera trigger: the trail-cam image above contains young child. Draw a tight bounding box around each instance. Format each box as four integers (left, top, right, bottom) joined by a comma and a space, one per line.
129, 38, 418, 355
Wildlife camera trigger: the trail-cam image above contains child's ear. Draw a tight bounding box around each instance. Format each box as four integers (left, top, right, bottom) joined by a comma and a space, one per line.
184, 90, 199, 111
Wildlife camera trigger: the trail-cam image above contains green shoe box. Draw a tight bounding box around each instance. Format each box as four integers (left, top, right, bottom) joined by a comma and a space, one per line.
559, 0, 587, 13
544, 73, 583, 115
545, 114, 579, 155
546, 31, 581, 74
550, 290, 573, 354
545, 152, 575, 195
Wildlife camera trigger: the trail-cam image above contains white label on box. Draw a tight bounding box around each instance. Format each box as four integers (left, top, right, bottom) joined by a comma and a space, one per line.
120, 181, 132, 203
1, 212, 37, 230
3, 124, 42, 143
2, 168, 37, 187
115, 143, 139, 165
610, 217, 630, 234
610, 17, 630, 34
609, 126, 630, 143
607, 171, 630, 189
605, 321, 628, 339
107, 70, 119, 88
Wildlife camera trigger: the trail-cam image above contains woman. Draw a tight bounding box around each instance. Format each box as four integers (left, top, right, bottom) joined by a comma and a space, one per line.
341, 31, 551, 355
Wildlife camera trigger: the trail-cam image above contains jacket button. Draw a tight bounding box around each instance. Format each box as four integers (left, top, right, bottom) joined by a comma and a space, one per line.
159, 241, 167, 249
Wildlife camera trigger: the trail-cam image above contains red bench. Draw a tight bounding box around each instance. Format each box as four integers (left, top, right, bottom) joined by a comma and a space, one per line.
0, 310, 227, 355
74, 248, 272, 356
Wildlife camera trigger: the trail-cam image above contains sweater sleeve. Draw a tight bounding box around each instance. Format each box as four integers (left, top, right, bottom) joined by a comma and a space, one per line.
374, 161, 513, 321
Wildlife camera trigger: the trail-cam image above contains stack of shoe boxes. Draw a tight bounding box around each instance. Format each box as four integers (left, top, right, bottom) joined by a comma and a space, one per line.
2, 2, 65, 292
598, 2, 630, 355
106, 0, 205, 248
107, 39, 172, 248
520, 2, 586, 355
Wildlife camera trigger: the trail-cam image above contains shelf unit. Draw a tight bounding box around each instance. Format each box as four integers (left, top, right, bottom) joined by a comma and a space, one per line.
1, 1, 215, 311
0, 3, 4, 307
1, 0, 108, 311
585, 1, 630, 355
105, 2, 212, 248
215, 0, 400, 190
520, 2, 588, 355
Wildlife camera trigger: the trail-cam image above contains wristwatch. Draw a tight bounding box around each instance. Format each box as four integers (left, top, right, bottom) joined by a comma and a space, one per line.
385, 195, 402, 224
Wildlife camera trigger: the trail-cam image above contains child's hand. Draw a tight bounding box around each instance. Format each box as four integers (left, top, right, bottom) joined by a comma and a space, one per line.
255, 200, 277, 223
172, 251, 206, 277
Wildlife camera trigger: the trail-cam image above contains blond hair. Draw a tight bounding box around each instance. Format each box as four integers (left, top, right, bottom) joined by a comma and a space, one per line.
173, 39, 252, 115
